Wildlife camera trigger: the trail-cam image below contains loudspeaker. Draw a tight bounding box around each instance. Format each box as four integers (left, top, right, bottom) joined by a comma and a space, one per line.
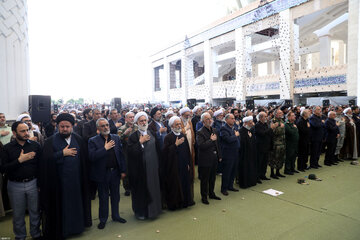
246, 100, 254, 110
322, 99, 330, 107
112, 98, 122, 111
284, 99, 293, 107
349, 100, 356, 106
187, 99, 196, 109
28, 95, 51, 123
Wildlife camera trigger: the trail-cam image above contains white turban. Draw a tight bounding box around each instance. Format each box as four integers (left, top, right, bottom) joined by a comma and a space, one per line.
17, 114, 31, 122
134, 111, 148, 123
165, 111, 174, 118
344, 107, 351, 115
169, 116, 180, 128
214, 109, 223, 117
179, 107, 191, 115
300, 107, 305, 112
243, 116, 253, 123
192, 106, 201, 113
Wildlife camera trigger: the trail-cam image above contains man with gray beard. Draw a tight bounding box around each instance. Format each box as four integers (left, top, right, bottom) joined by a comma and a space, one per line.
88, 118, 126, 229
127, 112, 162, 219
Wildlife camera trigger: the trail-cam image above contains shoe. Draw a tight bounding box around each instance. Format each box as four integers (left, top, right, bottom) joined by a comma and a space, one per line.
332, 162, 338, 165
292, 170, 299, 173
310, 165, 318, 169
260, 176, 271, 180
257, 179, 262, 184
324, 163, 332, 166
338, 159, 344, 162
228, 188, 239, 192
189, 201, 196, 206
124, 190, 130, 196
221, 190, 229, 196
113, 217, 127, 223
201, 199, 209, 205
97, 222, 106, 229
209, 195, 221, 200
276, 173, 286, 178
305, 166, 311, 170
136, 215, 146, 220
284, 171, 294, 175
270, 174, 279, 179
298, 169, 305, 172
316, 164, 322, 168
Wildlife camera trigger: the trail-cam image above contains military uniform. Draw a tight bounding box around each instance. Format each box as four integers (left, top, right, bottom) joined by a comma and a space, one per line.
269, 118, 286, 170
285, 121, 299, 173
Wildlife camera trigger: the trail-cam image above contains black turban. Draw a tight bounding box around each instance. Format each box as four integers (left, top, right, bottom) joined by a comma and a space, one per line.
56, 113, 75, 125
150, 107, 159, 118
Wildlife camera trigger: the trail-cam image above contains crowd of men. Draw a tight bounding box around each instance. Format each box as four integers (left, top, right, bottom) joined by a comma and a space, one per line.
0, 103, 359, 239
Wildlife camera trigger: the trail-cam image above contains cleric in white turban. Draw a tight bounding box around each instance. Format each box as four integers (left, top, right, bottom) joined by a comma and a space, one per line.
162, 115, 194, 209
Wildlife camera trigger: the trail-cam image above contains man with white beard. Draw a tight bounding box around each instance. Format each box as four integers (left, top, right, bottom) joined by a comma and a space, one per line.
162, 116, 193, 210
341, 108, 358, 159
127, 112, 162, 220
88, 118, 127, 229
179, 107, 195, 200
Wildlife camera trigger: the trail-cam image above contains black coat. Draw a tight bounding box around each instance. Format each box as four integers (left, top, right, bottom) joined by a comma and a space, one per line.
324, 118, 339, 143
127, 130, 162, 211
309, 114, 324, 142
109, 119, 119, 134
196, 126, 222, 167
38, 133, 92, 240
220, 124, 240, 160
296, 116, 311, 148
191, 115, 201, 133
254, 121, 273, 153
82, 120, 97, 142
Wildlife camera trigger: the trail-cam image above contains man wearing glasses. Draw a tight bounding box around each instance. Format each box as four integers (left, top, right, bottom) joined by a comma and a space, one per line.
88, 118, 127, 229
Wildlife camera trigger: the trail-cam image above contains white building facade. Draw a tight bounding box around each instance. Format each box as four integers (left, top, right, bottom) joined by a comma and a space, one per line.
151, 0, 358, 106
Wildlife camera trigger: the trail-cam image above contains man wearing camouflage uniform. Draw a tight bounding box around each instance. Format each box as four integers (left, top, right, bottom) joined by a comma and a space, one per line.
269, 109, 286, 179
118, 111, 138, 196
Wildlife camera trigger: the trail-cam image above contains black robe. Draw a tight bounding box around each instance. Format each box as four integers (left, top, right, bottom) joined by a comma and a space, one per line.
162, 132, 192, 210
127, 129, 163, 217
238, 126, 257, 189
39, 133, 92, 240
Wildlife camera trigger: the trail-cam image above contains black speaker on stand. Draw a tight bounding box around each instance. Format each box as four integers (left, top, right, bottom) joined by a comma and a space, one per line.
322, 99, 330, 107
245, 99, 254, 110
284, 99, 293, 107
349, 99, 356, 106
112, 98, 122, 112
28, 95, 51, 123
187, 99, 197, 109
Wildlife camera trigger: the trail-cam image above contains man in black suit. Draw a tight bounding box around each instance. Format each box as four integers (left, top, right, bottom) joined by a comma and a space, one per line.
324, 111, 340, 166
83, 109, 101, 143
83, 108, 102, 199
255, 112, 274, 180
108, 109, 122, 134
219, 114, 240, 196
88, 118, 126, 229
309, 106, 324, 169
296, 109, 311, 171
76, 108, 92, 137
196, 112, 222, 205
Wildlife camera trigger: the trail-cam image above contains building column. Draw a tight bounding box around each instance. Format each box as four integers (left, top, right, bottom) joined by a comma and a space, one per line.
279, 9, 295, 100
318, 35, 332, 67
204, 40, 214, 104
163, 56, 170, 104
235, 27, 251, 101
347, 0, 360, 98
338, 41, 345, 65
180, 50, 191, 105
0, 0, 30, 120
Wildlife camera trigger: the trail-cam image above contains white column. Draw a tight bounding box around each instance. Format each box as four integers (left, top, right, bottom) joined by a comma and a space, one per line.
318, 35, 332, 67
347, 0, 360, 98
0, 0, 30, 120
235, 27, 251, 101
204, 40, 213, 104
338, 41, 345, 65
180, 50, 190, 105
163, 56, 170, 104
279, 9, 295, 100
